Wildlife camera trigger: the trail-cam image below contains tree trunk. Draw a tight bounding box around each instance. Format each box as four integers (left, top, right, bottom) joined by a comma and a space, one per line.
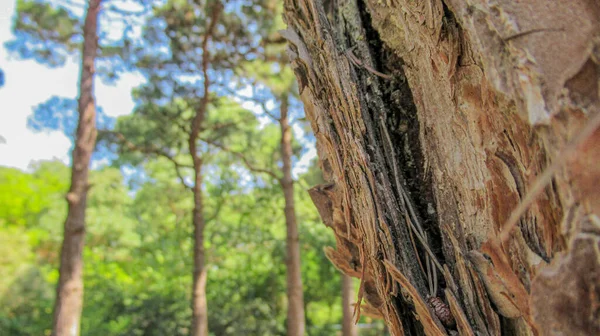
286, 0, 600, 335
280, 94, 306, 336
191, 162, 208, 336
188, 4, 220, 333
51, 1, 101, 335
342, 274, 359, 336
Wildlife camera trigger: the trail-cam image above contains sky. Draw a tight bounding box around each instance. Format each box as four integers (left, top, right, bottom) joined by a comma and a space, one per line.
0, 0, 315, 175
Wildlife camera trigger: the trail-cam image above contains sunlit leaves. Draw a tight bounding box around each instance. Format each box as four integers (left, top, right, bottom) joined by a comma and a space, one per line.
0, 162, 68, 228
0, 152, 345, 335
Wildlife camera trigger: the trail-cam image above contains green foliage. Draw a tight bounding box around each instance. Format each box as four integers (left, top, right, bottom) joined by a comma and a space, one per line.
6, 0, 81, 67
6, 0, 152, 77
0, 161, 68, 228
0, 160, 345, 335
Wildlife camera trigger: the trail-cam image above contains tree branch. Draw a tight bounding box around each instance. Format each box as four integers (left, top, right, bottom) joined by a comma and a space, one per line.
189, 1, 223, 168
199, 137, 280, 181
101, 130, 193, 189
261, 32, 287, 46
206, 198, 225, 225
222, 85, 280, 122
202, 114, 257, 135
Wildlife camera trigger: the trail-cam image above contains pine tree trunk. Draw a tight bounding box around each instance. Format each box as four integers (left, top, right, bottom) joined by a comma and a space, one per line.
341, 274, 359, 336
191, 160, 208, 336
286, 0, 600, 335
51, 1, 101, 335
280, 94, 306, 336
189, 4, 218, 329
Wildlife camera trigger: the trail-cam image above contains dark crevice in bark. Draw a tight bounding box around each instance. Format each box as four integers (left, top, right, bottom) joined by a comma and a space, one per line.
355, 0, 385, 72
381, 48, 446, 281
358, 0, 447, 296
335, 3, 425, 335
499, 314, 519, 335
352, 0, 446, 333
393, 295, 426, 336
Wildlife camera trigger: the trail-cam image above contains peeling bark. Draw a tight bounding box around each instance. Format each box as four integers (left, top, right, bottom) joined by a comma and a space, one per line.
287, 0, 600, 335
51, 1, 101, 335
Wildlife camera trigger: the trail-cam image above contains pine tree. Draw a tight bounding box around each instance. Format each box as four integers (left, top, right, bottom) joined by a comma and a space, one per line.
6, 1, 151, 334
109, 1, 275, 334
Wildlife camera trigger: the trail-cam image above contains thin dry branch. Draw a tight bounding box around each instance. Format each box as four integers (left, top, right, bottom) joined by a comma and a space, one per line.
222, 86, 280, 122
203, 114, 257, 134
344, 46, 392, 79
199, 137, 281, 181
102, 130, 193, 189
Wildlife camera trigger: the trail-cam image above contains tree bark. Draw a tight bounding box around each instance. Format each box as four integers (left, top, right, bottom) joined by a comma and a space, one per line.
191, 162, 208, 336
286, 0, 600, 335
52, 1, 101, 335
280, 94, 306, 336
189, 65, 209, 336
341, 274, 359, 336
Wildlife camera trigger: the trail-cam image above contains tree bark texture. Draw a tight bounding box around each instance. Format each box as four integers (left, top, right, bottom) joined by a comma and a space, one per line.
52, 1, 101, 335
342, 274, 359, 336
280, 94, 307, 336
292, 0, 600, 335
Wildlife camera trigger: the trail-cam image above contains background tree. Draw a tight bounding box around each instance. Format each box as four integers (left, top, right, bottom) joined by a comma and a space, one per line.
283, 0, 600, 335
341, 274, 358, 336
113, 96, 264, 335
6, 1, 151, 334
107, 1, 277, 334
35, 1, 99, 334
242, 40, 309, 336
1, 158, 373, 335
0, 162, 140, 335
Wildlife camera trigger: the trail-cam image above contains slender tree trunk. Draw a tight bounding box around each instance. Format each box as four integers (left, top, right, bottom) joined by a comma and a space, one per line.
187, 4, 221, 334
285, 0, 600, 335
341, 274, 358, 336
191, 162, 208, 336
279, 94, 306, 336
52, 1, 101, 335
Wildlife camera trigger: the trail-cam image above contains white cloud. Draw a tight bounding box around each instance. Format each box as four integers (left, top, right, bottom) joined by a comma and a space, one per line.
96, 73, 144, 118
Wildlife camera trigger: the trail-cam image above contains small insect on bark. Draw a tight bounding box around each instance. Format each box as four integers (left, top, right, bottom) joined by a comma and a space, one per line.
427, 296, 456, 328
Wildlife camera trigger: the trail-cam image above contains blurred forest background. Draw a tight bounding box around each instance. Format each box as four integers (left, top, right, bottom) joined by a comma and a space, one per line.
0, 0, 387, 335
